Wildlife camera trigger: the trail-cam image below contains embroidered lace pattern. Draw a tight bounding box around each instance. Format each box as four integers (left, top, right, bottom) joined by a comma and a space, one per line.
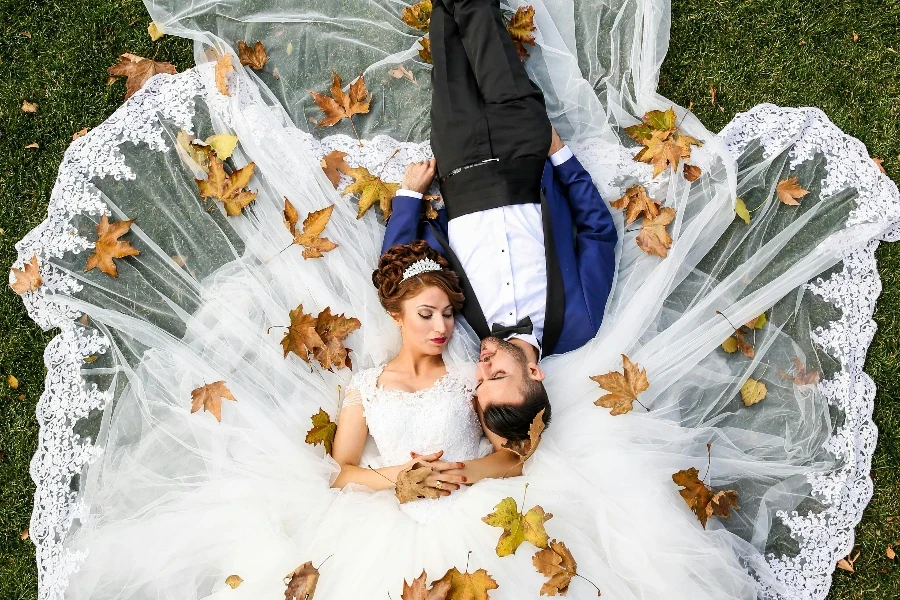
10, 62, 899, 599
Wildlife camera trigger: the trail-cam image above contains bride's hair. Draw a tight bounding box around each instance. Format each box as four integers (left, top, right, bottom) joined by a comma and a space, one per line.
373, 241, 464, 315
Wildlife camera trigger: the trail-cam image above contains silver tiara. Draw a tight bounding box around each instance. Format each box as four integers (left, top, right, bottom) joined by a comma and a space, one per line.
401, 258, 443, 282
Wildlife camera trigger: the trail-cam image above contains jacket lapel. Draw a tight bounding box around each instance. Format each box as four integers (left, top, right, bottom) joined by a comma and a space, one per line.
541, 189, 565, 355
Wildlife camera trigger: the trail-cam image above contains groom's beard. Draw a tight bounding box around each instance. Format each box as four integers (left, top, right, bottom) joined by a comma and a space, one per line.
481, 336, 528, 368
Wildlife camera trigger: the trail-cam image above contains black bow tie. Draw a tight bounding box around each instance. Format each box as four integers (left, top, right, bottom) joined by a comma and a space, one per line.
490, 316, 534, 340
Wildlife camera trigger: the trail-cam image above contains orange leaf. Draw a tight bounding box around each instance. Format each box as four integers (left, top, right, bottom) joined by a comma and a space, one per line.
683, 164, 702, 182
402, 570, 451, 600
610, 184, 660, 225
320, 150, 350, 188
280, 305, 360, 371
283, 200, 339, 259
533, 539, 578, 596
672, 467, 739, 529
636, 206, 676, 257
591, 354, 649, 415
309, 71, 371, 127
190, 380, 236, 422
195, 155, 257, 216
84, 215, 141, 278
873, 157, 886, 174
435, 567, 498, 600
107, 53, 177, 100
506, 5, 537, 60
237, 40, 269, 70
10, 255, 43, 295
500, 408, 545, 462
777, 356, 821, 387
215, 54, 234, 96
401, 0, 432, 31
284, 561, 320, 600
625, 107, 702, 178
280, 304, 325, 362
418, 37, 432, 64
775, 177, 809, 206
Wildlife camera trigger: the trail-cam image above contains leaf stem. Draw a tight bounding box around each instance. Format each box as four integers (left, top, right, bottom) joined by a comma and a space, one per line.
702, 443, 712, 484
349, 116, 362, 147
263, 241, 296, 264
378, 148, 401, 179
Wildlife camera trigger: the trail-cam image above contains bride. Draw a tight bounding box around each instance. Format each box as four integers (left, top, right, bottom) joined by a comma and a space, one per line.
11, 0, 899, 599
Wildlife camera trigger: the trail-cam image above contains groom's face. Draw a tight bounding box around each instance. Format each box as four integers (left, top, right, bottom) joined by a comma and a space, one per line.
474, 337, 533, 410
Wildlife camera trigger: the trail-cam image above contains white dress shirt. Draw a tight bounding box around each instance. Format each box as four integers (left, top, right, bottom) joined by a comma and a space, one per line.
398, 146, 575, 354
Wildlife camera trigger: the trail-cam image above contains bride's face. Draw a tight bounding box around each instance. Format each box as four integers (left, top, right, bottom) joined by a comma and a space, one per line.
393, 285, 454, 355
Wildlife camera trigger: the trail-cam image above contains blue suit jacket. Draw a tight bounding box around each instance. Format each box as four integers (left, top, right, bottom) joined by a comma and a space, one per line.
381, 154, 617, 356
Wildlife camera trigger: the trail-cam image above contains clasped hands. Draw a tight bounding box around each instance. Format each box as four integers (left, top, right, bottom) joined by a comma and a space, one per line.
401, 449, 468, 496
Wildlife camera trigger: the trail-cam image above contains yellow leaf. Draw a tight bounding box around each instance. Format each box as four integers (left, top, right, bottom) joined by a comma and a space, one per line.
435, 567, 498, 600
195, 156, 258, 216
305, 408, 337, 454
721, 336, 738, 353
482, 496, 552, 557
341, 165, 400, 220
148, 21, 165, 41
740, 378, 767, 406
204, 134, 239, 160
21, 100, 37, 113
735, 197, 751, 224
8, 375, 19, 389
636, 206, 676, 258
224, 574, 243, 589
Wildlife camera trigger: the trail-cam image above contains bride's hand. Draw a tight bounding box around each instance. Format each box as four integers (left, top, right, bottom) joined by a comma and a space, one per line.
407, 450, 467, 496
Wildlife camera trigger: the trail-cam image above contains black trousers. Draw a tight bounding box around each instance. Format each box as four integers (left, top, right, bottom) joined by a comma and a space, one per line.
430, 0, 552, 218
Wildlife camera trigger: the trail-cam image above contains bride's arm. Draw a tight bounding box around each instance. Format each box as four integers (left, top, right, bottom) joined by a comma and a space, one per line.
330, 404, 405, 490
427, 408, 523, 485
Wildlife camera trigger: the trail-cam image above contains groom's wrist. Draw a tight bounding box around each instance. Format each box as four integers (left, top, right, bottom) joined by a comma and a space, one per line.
396, 188, 424, 199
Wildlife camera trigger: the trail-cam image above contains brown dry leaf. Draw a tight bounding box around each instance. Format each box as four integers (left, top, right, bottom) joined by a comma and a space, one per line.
176, 130, 212, 170
283, 200, 339, 259
309, 71, 371, 127
320, 150, 350, 187
709, 84, 717, 105
435, 567, 499, 600
312, 307, 361, 371
609, 184, 660, 225
21, 100, 37, 113
625, 107, 703, 178
777, 357, 820, 387
507, 5, 537, 60
224, 575, 243, 589
396, 464, 441, 503
284, 561, 320, 600
280, 304, 325, 362
20, 529, 29, 540
237, 40, 269, 70
84, 215, 140, 278
195, 156, 258, 216
401, 0, 432, 31
418, 37, 432, 64
342, 165, 401, 220
389, 63, 418, 84
83, 355, 99, 363
853, 31, 860, 42
423, 195, 440, 220
775, 177, 809, 206
215, 54, 234, 96
190, 380, 236, 422
724, 328, 755, 359
8, 375, 19, 389
305, 408, 337, 455
873, 157, 886, 174
636, 206, 676, 258
740, 378, 767, 406
107, 53, 177, 100
402, 570, 451, 600
533, 539, 578, 596
501, 408, 545, 462
672, 467, 739, 529
591, 354, 649, 415
72, 127, 89, 140
887, 546, 896, 560
25, 142, 39, 149
683, 164, 702, 182
482, 496, 552, 557
19, 31, 32, 39
148, 21, 165, 41
836, 550, 860, 573
10, 255, 42, 295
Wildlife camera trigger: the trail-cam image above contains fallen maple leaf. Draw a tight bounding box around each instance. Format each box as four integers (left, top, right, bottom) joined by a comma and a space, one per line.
237, 40, 269, 70
483, 496, 552, 556
610, 184, 660, 225
283, 200, 339, 259
284, 561, 320, 600
72, 127, 89, 140
84, 215, 141, 278
501, 408, 545, 462
636, 206, 676, 258
683, 164, 702, 182
107, 53, 177, 100
435, 567, 499, 600
591, 354, 649, 415
320, 150, 350, 187
672, 466, 739, 528
533, 539, 578, 596
314, 308, 361, 371
305, 408, 337, 454
389, 64, 417, 84
836, 551, 860, 573
402, 570, 451, 600
205, 133, 239, 160
625, 107, 702, 178
190, 380, 236, 422
740, 377, 767, 406
224, 574, 243, 589
342, 165, 401, 220
21, 100, 37, 113
777, 357, 820, 387
215, 54, 234, 96
10, 255, 42, 295
396, 463, 441, 503
735, 197, 751, 224
176, 130, 213, 171
418, 37, 432, 64
309, 71, 371, 129
401, 0, 432, 31
280, 304, 325, 361
775, 177, 809, 206
195, 155, 258, 216
506, 5, 537, 60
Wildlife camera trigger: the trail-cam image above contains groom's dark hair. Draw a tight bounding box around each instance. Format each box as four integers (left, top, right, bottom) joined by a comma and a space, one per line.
482, 380, 551, 441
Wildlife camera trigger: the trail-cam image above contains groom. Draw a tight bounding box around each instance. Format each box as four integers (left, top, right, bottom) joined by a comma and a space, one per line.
382, 0, 617, 441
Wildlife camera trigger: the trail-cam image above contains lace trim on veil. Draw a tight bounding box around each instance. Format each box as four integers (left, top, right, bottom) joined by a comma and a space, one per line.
10, 64, 899, 600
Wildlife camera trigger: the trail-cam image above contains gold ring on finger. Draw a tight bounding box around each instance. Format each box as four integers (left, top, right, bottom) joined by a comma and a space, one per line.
435, 480, 443, 490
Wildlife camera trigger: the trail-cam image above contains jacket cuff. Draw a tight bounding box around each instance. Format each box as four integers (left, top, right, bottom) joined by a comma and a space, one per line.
396, 189, 424, 199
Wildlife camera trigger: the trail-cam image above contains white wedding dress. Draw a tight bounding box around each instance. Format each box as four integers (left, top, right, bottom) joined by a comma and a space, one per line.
12, 1, 900, 599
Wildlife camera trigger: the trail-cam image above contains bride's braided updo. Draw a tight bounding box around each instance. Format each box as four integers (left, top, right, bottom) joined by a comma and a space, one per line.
373, 241, 464, 315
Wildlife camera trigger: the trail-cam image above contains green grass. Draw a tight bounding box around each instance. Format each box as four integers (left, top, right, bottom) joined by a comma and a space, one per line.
0, 0, 897, 598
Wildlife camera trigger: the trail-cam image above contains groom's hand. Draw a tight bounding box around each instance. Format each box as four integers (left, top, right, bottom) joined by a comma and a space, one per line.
548, 125, 565, 156
401, 159, 437, 194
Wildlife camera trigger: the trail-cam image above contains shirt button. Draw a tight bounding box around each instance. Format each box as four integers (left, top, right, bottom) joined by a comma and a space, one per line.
509, 312, 513, 316
501, 249, 505, 253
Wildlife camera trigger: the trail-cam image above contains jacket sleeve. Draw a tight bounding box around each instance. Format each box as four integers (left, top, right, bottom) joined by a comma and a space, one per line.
552, 155, 618, 324
380, 194, 447, 255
